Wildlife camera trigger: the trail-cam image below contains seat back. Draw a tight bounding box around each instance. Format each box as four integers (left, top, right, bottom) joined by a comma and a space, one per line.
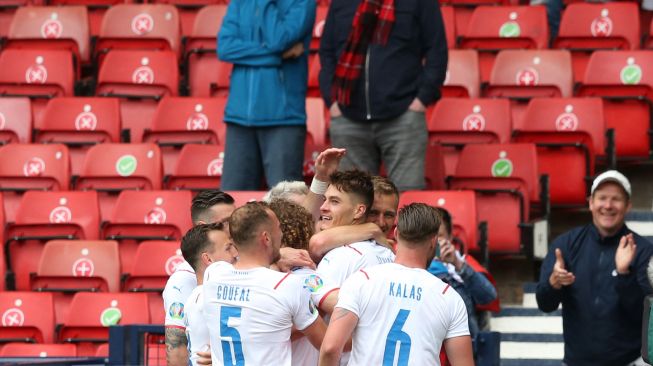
98, 4, 181, 54
6, 190, 100, 290
399, 190, 478, 252
0, 292, 55, 343
96, 49, 179, 98
59, 292, 150, 345
8, 6, 90, 63
461, 6, 548, 49
77, 143, 163, 191
166, 143, 224, 190
428, 98, 512, 176
514, 98, 604, 205
31, 240, 120, 292
449, 143, 539, 253
443, 50, 480, 98
0, 143, 70, 191
124, 240, 182, 292
0, 49, 75, 97
0, 97, 31, 144
487, 50, 573, 98
577, 50, 653, 158
0, 343, 77, 357
441, 6, 456, 48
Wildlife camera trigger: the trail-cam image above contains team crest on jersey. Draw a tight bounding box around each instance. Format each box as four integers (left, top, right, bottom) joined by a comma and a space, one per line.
169, 302, 184, 320
303, 275, 324, 293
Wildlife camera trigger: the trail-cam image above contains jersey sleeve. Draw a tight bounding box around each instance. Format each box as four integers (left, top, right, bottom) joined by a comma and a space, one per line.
333, 270, 367, 317
445, 290, 470, 339
288, 276, 320, 331
163, 272, 196, 327
316, 250, 348, 286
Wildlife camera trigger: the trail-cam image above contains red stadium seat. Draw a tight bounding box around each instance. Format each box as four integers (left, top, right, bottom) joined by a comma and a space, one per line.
96, 50, 178, 142
59, 292, 150, 356
76, 143, 163, 219
0, 343, 77, 357
443, 50, 480, 98
35, 97, 122, 175
0, 143, 70, 223
512, 98, 606, 205
227, 191, 267, 207
577, 51, 653, 159
448, 143, 546, 255
0, 292, 55, 345
554, 2, 640, 84
427, 98, 512, 177
7, 5, 90, 71
5, 191, 100, 290
399, 190, 480, 253
486, 50, 573, 123
97, 4, 181, 56
143, 96, 226, 175
311, 5, 328, 51
102, 190, 192, 272
46, 0, 122, 36
460, 6, 548, 82
441, 6, 456, 48
0, 194, 4, 292
123, 240, 182, 292
95, 342, 109, 357
31, 240, 120, 293
0, 97, 32, 144
165, 143, 225, 190
0, 49, 75, 126
184, 5, 230, 97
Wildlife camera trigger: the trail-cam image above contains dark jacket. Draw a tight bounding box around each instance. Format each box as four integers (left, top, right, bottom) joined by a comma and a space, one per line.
536, 224, 653, 366
318, 0, 448, 122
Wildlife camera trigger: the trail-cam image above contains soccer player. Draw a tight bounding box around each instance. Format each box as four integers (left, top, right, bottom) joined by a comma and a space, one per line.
315, 170, 395, 286
164, 190, 236, 366
203, 202, 327, 365
319, 203, 474, 366
181, 222, 238, 366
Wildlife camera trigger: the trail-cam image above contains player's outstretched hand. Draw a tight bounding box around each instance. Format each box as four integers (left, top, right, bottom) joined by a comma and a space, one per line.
277, 247, 316, 271
314, 148, 346, 182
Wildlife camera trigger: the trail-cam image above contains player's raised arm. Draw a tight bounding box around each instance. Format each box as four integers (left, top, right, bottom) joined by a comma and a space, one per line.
319, 307, 358, 366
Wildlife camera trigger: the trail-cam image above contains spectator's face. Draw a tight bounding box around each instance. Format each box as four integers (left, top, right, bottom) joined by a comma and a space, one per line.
589, 182, 631, 237
206, 230, 238, 265
319, 186, 360, 231
366, 193, 398, 236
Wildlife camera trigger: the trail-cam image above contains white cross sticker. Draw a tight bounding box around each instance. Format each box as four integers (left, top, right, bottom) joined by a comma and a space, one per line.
0, 112, 6, 130
1, 308, 25, 326
165, 255, 185, 275
555, 112, 579, 131
49, 206, 72, 223
591, 17, 612, 37
72, 258, 95, 277
516, 68, 538, 86
25, 65, 48, 84
131, 14, 154, 35
207, 158, 223, 176
132, 66, 154, 84
314, 20, 325, 38
186, 113, 209, 131
41, 20, 63, 39
145, 207, 167, 224
23, 157, 46, 177
75, 112, 98, 131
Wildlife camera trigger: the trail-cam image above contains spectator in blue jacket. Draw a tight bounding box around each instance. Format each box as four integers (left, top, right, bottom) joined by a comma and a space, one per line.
536, 170, 653, 366
427, 207, 497, 353
217, 0, 316, 190
318, 0, 448, 192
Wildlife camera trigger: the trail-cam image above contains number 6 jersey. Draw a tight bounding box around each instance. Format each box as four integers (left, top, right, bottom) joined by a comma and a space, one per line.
203, 261, 319, 366
336, 262, 470, 366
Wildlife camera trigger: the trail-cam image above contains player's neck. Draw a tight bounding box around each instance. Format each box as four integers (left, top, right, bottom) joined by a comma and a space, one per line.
195, 270, 204, 285
394, 247, 430, 270
233, 254, 271, 270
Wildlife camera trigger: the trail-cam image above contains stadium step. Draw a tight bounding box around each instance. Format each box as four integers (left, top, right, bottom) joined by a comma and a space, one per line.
491, 282, 563, 365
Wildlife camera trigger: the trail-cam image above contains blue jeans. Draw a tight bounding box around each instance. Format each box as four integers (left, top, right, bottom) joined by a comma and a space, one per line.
221, 123, 306, 190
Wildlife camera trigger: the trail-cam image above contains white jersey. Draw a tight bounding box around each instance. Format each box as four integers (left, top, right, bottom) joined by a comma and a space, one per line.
203, 262, 319, 366
289, 267, 338, 366
163, 261, 197, 328
336, 263, 469, 366
184, 285, 210, 366
317, 240, 395, 286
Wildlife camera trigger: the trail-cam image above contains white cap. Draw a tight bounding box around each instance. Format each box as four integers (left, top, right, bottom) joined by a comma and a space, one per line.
591, 170, 631, 197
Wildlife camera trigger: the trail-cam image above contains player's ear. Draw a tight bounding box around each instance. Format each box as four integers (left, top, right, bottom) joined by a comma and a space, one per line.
200, 252, 212, 266
353, 203, 366, 221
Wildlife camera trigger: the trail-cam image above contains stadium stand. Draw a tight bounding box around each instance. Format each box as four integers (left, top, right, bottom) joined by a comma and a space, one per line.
443, 49, 480, 98
553, 2, 640, 84
4, 191, 100, 291
0, 342, 78, 357
143, 96, 226, 175
577, 50, 653, 160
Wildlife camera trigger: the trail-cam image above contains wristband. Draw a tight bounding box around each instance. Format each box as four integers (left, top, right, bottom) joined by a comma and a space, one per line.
310, 178, 329, 195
